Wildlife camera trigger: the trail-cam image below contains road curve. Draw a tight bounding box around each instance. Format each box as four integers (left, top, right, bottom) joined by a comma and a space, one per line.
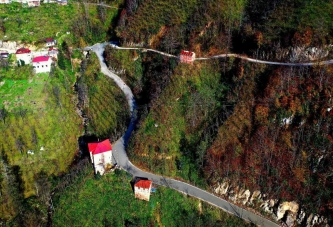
88, 42, 280, 227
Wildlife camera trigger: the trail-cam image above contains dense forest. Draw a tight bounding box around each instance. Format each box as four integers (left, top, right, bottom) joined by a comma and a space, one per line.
108, 0, 333, 225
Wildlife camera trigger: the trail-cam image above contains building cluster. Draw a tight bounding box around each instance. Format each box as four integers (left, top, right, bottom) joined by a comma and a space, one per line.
0, 0, 67, 6
87, 139, 154, 201
0, 38, 59, 73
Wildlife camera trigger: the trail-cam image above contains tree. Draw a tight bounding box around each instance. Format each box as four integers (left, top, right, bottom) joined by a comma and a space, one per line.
0, 107, 7, 123
15, 136, 25, 154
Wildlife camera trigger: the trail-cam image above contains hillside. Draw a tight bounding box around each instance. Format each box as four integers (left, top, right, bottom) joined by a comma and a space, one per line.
112, 0, 333, 226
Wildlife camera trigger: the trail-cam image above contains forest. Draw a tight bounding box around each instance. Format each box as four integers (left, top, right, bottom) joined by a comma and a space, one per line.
1, 0, 333, 226
109, 0, 333, 225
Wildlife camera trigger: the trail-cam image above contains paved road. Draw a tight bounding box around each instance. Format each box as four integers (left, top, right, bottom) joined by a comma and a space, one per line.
88, 43, 280, 227
112, 45, 333, 66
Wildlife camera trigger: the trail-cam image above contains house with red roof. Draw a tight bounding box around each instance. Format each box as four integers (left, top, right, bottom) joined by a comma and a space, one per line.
179, 50, 196, 64
48, 47, 59, 59
45, 38, 56, 47
88, 139, 113, 175
16, 47, 32, 65
134, 179, 153, 201
32, 56, 52, 73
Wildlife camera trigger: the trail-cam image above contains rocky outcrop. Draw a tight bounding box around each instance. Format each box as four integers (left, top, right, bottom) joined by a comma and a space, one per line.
213, 180, 329, 227
0, 40, 17, 53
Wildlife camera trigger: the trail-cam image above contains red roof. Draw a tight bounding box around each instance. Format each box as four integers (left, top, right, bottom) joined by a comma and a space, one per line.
46, 38, 54, 42
33, 56, 50, 63
180, 50, 194, 57
88, 139, 112, 155
48, 47, 58, 51
16, 48, 31, 54
135, 179, 152, 189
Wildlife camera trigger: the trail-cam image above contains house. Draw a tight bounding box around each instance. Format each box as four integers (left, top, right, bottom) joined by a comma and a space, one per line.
27, 0, 40, 7
57, 0, 67, 5
0, 0, 11, 4
32, 56, 52, 73
134, 179, 153, 201
45, 38, 56, 47
88, 139, 113, 175
16, 47, 32, 65
48, 47, 59, 59
179, 50, 196, 64
0, 52, 9, 59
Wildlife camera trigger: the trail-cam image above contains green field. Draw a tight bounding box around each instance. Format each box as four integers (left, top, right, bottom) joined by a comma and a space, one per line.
53, 167, 252, 227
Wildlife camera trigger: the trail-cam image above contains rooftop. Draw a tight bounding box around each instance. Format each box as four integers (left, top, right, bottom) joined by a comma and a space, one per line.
33, 56, 50, 63
135, 179, 152, 189
88, 139, 112, 155
16, 48, 31, 54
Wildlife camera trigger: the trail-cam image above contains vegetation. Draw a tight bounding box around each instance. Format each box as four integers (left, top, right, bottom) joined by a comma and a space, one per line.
0, 1, 121, 45
114, 0, 333, 224
77, 52, 129, 141
53, 166, 252, 227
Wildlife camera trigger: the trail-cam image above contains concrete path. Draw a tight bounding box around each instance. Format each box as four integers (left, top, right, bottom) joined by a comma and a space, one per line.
88, 43, 280, 227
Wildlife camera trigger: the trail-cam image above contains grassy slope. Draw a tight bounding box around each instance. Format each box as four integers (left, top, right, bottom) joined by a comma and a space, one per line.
53, 168, 251, 227
0, 3, 80, 42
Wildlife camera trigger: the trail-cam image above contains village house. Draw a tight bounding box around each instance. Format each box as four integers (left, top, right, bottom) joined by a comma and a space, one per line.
57, 0, 67, 5
179, 50, 196, 64
27, 0, 40, 7
88, 139, 113, 175
0, 0, 11, 4
0, 52, 9, 59
32, 56, 52, 73
16, 47, 32, 65
48, 47, 59, 59
45, 38, 56, 47
134, 179, 153, 201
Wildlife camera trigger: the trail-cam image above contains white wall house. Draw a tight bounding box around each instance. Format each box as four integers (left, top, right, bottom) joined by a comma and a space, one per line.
134, 179, 152, 201
45, 38, 56, 47
0, 0, 11, 4
32, 56, 52, 73
27, 0, 39, 7
88, 139, 113, 175
16, 48, 32, 65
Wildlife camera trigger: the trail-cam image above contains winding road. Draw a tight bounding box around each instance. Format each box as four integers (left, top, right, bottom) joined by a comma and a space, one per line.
114, 46, 333, 66
87, 43, 281, 227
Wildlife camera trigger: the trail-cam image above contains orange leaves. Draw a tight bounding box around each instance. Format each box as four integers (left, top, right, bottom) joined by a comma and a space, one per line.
292, 28, 313, 47
254, 105, 269, 123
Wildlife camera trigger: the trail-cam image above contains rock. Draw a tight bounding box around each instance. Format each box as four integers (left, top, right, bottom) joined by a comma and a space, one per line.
297, 209, 306, 224
261, 199, 277, 214
214, 181, 229, 195
240, 189, 251, 205
277, 201, 299, 220
249, 190, 262, 204
0, 41, 17, 52
306, 213, 314, 227
286, 212, 297, 227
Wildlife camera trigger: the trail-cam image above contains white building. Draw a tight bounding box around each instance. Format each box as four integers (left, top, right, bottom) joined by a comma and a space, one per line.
88, 139, 113, 175
134, 179, 153, 201
27, 0, 40, 7
45, 38, 56, 47
0, 0, 11, 4
48, 47, 59, 59
16, 48, 32, 65
32, 56, 52, 73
